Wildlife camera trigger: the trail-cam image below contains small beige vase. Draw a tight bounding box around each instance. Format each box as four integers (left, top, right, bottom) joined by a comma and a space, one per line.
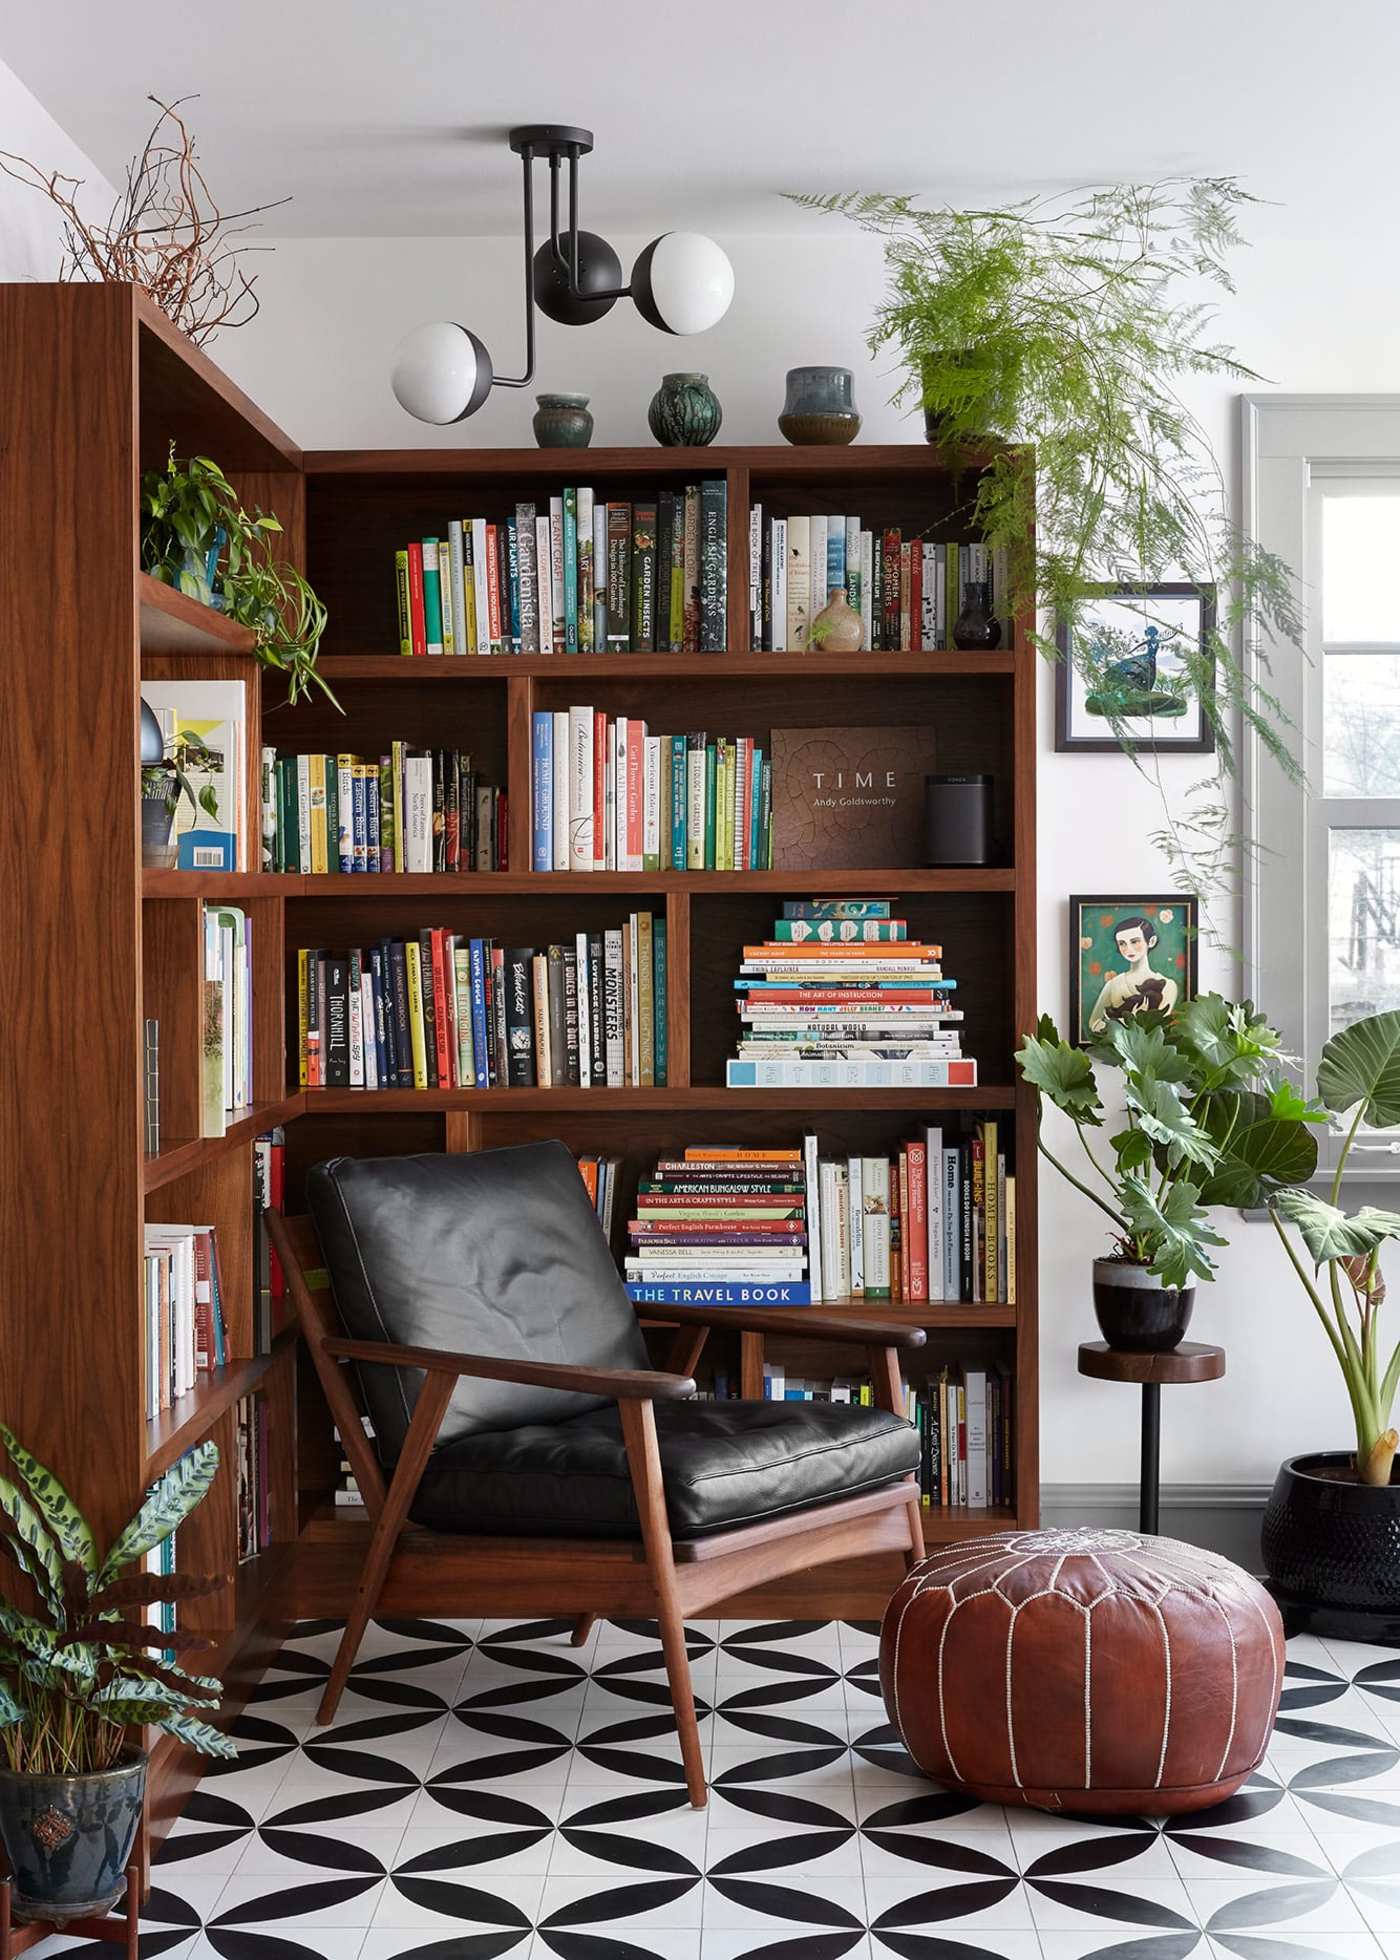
808, 586, 864, 653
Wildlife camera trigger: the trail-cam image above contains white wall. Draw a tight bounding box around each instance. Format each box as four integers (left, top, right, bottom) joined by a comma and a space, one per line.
208, 207, 1400, 1492
0, 60, 113, 280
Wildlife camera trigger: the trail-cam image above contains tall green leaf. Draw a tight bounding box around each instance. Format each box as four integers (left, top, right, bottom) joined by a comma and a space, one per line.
1196, 1090, 1321, 1207
1016, 1031, 1103, 1125
1124, 1077, 1220, 1169
156, 1712, 237, 1758
0, 1427, 95, 1576
95, 1443, 219, 1588
1272, 1190, 1400, 1265
1106, 1017, 1194, 1085
0, 1479, 67, 1614
0, 1683, 23, 1728
1173, 994, 1282, 1084
1316, 1011, 1400, 1127
1120, 1175, 1228, 1288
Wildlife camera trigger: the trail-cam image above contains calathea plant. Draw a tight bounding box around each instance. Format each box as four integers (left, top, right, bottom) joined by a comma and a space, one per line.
1017, 996, 1323, 1287
1270, 1012, 1400, 1486
788, 178, 1303, 901
0, 1431, 234, 1772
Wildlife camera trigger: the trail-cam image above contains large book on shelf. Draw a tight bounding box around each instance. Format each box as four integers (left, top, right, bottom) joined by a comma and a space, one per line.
0, 283, 1037, 1837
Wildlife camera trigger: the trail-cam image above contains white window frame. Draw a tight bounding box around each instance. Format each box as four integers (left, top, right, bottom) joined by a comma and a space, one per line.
1242, 395, 1400, 1179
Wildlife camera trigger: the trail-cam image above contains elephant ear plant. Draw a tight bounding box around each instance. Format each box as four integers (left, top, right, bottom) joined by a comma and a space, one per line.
1017, 996, 1323, 1291
1269, 1011, 1400, 1487
0, 1431, 234, 1772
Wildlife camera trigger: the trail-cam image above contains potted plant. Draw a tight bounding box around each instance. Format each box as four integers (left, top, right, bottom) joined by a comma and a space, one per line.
789, 179, 1303, 900
142, 446, 335, 706
0, 1431, 233, 1922
1263, 1009, 1400, 1631
1017, 996, 1322, 1349
140, 726, 218, 869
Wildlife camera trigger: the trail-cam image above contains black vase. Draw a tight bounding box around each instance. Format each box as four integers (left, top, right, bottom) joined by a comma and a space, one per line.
1091, 1258, 1194, 1351
1262, 1451, 1400, 1635
952, 581, 1001, 651
0, 1754, 146, 1922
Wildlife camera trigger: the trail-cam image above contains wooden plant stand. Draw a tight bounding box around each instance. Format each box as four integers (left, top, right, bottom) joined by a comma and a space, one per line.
0, 1827, 143, 1958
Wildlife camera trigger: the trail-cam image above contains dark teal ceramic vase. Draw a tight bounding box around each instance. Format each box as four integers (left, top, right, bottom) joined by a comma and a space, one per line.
648, 373, 722, 447
532, 393, 593, 448
0, 1753, 147, 1922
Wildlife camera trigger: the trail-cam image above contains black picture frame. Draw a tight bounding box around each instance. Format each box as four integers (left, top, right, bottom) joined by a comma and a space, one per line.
1055, 582, 1217, 755
1069, 893, 1201, 1047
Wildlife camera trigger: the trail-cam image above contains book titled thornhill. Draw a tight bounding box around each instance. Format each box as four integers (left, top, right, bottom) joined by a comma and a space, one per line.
769, 724, 935, 871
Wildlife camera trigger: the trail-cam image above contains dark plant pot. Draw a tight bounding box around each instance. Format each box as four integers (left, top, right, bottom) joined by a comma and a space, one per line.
532, 393, 593, 449
779, 366, 861, 446
1091, 1257, 1194, 1352
952, 580, 1001, 651
1262, 1451, 1400, 1635
0, 1753, 146, 1923
141, 785, 178, 869
648, 372, 722, 448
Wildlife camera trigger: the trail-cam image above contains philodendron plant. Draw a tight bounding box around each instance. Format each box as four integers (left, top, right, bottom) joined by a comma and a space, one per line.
1017, 995, 1323, 1288
1270, 1010, 1400, 1487
0, 1432, 235, 1774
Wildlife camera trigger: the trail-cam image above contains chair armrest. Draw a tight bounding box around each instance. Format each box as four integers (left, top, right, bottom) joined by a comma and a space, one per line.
631, 1301, 927, 1349
321, 1336, 696, 1401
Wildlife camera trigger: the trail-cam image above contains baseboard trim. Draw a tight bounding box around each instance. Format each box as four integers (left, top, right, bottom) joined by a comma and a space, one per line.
1040, 1482, 1270, 1568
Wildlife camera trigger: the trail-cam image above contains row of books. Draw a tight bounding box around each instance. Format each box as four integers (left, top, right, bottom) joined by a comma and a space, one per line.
623, 1130, 1013, 1307
748, 511, 1010, 653
393, 483, 728, 657
143, 1223, 227, 1420
261, 746, 506, 875
252, 1127, 287, 1355
726, 899, 975, 1090
235, 1393, 272, 1562
296, 914, 668, 1090
531, 710, 773, 873
577, 1154, 624, 1243
203, 904, 253, 1136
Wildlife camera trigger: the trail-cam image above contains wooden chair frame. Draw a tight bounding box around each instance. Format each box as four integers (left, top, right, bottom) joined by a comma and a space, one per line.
266, 1211, 926, 1806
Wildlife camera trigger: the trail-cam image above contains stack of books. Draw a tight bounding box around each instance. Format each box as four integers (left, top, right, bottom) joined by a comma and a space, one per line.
748, 511, 1010, 653
393, 482, 728, 656
624, 1146, 811, 1306
142, 1223, 227, 1420
235, 1393, 271, 1561
298, 912, 666, 1089
726, 899, 976, 1088
578, 1152, 624, 1244
531, 711, 772, 872
202, 904, 253, 1137
262, 745, 506, 874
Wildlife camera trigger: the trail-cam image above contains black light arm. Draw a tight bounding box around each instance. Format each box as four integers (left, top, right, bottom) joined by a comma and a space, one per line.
491, 145, 538, 390
543, 140, 631, 305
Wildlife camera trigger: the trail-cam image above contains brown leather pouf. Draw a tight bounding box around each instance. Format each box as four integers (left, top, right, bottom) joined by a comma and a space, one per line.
882, 1528, 1285, 1815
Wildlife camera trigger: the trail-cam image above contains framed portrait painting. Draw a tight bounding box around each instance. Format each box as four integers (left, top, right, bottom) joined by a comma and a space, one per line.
1070, 895, 1199, 1046
1055, 583, 1216, 754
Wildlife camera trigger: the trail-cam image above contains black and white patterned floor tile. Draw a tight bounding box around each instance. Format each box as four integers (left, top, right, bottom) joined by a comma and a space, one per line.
32, 1617, 1400, 1960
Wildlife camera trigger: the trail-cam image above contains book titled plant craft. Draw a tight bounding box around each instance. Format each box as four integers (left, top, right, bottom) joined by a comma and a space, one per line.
769, 724, 935, 871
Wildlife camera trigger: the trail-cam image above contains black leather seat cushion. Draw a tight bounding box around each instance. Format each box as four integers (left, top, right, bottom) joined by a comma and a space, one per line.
409, 1395, 920, 1541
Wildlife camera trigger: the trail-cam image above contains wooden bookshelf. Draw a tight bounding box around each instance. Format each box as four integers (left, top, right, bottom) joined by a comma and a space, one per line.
0, 284, 1038, 1835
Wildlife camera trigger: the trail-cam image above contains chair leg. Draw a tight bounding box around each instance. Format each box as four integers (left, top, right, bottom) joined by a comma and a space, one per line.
318, 1372, 456, 1725
570, 1614, 597, 1648
904, 1477, 926, 1572
619, 1400, 707, 1808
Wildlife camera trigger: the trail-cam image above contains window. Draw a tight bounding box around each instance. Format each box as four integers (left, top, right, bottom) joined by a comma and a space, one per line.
1243, 401, 1400, 1178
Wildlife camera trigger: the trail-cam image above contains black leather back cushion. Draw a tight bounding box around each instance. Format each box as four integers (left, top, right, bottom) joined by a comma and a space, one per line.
306, 1142, 651, 1460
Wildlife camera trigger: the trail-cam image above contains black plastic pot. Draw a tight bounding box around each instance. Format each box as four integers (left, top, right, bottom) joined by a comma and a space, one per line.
141, 783, 177, 869
1262, 1450, 1400, 1637
0, 1752, 146, 1922
1091, 1257, 1194, 1352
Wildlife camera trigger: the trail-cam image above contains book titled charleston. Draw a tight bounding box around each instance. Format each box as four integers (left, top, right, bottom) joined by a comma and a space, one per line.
626, 1280, 811, 1307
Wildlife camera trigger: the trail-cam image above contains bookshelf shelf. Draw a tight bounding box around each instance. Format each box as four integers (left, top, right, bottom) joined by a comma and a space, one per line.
143, 870, 294, 898
143, 1095, 305, 1194
144, 1334, 294, 1478
268, 868, 1015, 896
316, 651, 1017, 680
138, 570, 258, 658
301, 1085, 1018, 1114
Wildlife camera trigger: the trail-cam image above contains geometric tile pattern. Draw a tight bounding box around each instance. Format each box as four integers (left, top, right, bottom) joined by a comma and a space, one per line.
34, 1616, 1400, 1960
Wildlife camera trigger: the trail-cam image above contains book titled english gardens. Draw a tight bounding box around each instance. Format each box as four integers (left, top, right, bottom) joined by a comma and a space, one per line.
769, 724, 935, 871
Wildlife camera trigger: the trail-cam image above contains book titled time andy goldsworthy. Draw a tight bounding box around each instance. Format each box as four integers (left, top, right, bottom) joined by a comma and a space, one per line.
769, 725, 936, 871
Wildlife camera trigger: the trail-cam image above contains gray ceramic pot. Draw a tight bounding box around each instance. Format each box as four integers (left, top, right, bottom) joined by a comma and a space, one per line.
0, 1752, 147, 1922
1091, 1257, 1194, 1352
532, 393, 593, 448
779, 366, 861, 446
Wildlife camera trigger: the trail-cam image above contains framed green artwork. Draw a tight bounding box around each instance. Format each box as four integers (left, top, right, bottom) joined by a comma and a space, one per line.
1070, 894, 1199, 1045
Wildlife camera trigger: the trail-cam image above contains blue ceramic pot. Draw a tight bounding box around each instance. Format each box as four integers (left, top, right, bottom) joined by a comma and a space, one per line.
0, 1753, 147, 1922
648, 373, 722, 448
778, 366, 860, 446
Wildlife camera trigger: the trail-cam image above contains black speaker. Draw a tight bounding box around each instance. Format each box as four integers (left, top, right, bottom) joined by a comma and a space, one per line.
925, 773, 993, 866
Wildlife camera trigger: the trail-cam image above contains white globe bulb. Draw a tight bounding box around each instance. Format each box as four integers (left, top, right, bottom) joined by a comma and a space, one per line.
390, 321, 493, 423
632, 232, 735, 336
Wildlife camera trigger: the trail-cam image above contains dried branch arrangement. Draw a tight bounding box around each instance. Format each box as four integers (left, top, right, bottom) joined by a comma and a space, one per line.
0, 95, 288, 344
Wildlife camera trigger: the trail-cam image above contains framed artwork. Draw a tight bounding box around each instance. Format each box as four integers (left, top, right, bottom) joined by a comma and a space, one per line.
1070, 895, 1200, 1046
1055, 583, 1216, 754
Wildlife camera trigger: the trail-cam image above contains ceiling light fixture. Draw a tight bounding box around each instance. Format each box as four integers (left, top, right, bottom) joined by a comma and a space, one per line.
391, 125, 735, 425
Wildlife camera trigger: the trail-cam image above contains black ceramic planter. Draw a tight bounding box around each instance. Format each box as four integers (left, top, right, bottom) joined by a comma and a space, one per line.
1091, 1257, 1194, 1352
1262, 1450, 1400, 1638
0, 1753, 146, 1922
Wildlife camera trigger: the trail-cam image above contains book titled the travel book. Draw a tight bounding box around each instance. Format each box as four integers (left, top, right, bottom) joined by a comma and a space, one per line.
725, 898, 976, 1088
624, 1146, 812, 1305
769, 725, 935, 871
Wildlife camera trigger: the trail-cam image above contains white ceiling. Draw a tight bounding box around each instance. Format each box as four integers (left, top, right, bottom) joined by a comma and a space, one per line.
5, 0, 1398, 238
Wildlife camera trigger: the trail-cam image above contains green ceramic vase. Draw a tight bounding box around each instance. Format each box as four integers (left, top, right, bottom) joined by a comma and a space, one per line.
648, 373, 722, 448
